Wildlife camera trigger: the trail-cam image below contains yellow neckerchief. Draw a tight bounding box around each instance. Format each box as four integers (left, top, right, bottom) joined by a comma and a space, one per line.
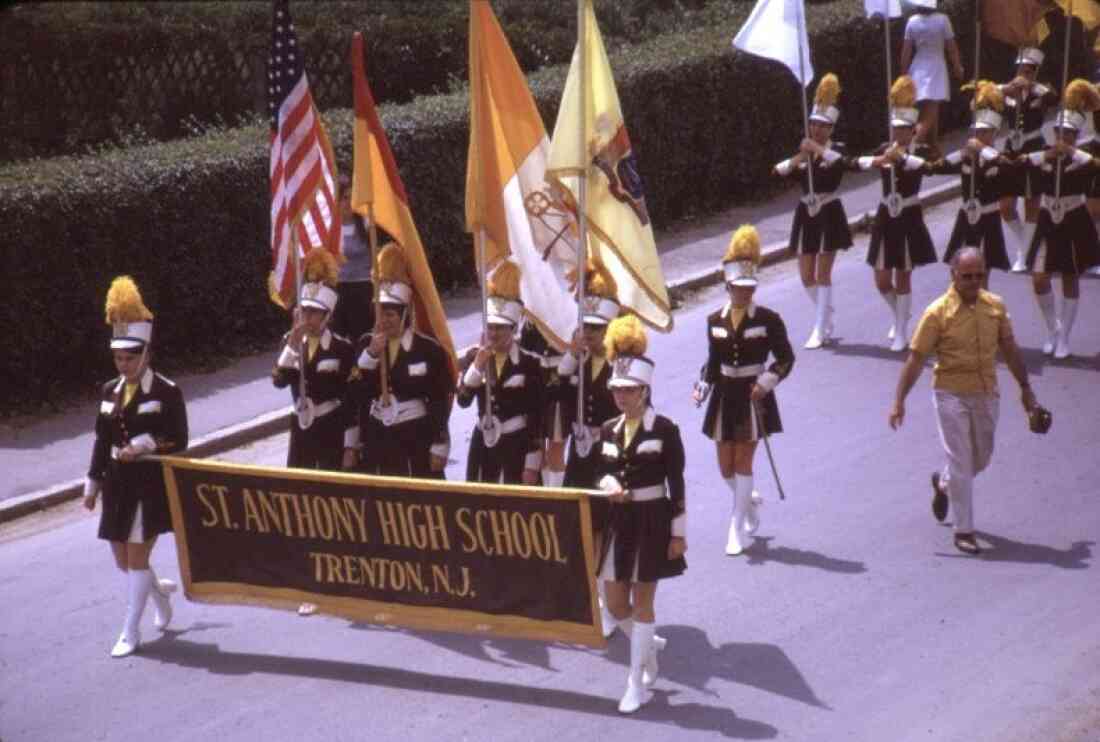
623, 415, 642, 449
123, 381, 139, 407
494, 350, 508, 377
729, 305, 748, 331
590, 353, 606, 381
387, 337, 401, 366
307, 335, 320, 362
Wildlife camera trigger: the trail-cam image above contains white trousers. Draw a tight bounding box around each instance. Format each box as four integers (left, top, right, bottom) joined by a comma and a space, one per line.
933, 390, 1000, 533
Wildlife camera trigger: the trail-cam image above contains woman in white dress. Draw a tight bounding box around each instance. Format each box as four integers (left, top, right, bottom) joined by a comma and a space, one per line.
900, 0, 965, 155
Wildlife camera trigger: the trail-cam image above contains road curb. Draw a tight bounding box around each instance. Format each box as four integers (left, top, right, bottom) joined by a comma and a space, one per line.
0, 180, 961, 525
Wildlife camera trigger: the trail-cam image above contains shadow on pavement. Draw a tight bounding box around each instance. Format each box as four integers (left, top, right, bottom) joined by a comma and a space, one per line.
740, 537, 868, 575
933, 532, 1093, 569
824, 341, 908, 363
346, 622, 556, 671
140, 635, 779, 739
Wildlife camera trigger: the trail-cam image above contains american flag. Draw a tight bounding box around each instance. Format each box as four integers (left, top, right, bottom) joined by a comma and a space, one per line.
267, 0, 338, 308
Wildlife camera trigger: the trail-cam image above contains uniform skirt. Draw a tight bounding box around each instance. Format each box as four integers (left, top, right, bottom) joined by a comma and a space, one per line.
702, 379, 782, 442
598, 498, 686, 583
943, 210, 1011, 271
543, 362, 570, 444
1026, 206, 1100, 274
866, 205, 938, 270
98, 461, 173, 542
789, 200, 853, 255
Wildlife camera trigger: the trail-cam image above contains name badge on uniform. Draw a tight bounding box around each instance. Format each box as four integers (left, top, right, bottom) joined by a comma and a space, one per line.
408, 361, 427, 377
100, 401, 115, 415
503, 374, 525, 388
711, 326, 729, 339
137, 400, 162, 415
601, 441, 620, 457
317, 359, 340, 373
744, 326, 767, 339
636, 439, 663, 455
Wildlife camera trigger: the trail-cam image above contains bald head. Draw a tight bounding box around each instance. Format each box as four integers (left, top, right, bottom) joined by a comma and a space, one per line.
950, 248, 986, 303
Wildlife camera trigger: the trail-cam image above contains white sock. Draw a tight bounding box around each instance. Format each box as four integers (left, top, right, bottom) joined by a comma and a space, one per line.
1036, 292, 1058, 335
879, 289, 897, 314
1061, 297, 1079, 340
804, 284, 818, 308
124, 568, 153, 639
895, 293, 912, 344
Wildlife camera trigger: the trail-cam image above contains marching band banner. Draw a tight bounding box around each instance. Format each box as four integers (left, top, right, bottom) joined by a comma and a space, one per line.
161, 456, 605, 647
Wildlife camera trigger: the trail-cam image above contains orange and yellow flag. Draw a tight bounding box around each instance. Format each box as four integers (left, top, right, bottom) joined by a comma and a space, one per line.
350, 32, 457, 381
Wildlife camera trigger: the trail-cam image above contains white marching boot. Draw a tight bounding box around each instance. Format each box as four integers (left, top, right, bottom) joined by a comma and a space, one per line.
745, 489, 762, 535
880, 290, 898, 341
1005, 218, 1028, 273
150, 571, 177, 631
1055, 297, 1078, 359
112, 568, 153, 658
804, 285, 830, 349
1036, 292, 1060, 356
823, 284, 836, 341
618, 618, 665, 687
541, 468, 565, 488
598, 581, 617, 639
890, 293, 911, 353
618, 621, 654, 713
725, 475, 756, 555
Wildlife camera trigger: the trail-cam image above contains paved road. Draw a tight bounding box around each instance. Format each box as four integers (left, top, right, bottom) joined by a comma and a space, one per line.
2, 197, 1098, 742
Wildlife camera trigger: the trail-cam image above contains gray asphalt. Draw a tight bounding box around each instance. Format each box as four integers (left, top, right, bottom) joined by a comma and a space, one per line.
2, 196, 1098, 742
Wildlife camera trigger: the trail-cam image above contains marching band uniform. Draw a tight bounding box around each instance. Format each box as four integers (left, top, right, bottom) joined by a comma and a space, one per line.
928, 82, 1011, 274
353, 245, 452, 478
457, 261, 545, 484
86, 276, 188, 657
854, 76, 937, 351
518, 321, 568, 487
272, 250, 358, 471
698, 226, 795, 555
775, 73, 851, 349
999, 48, 1059, 271
1020, 82, 1100, 359
595, 315, 686, 714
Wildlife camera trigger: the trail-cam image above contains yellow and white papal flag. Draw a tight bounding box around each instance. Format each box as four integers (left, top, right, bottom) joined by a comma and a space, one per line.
466, 0, 578, 349
546, 0, 672, 332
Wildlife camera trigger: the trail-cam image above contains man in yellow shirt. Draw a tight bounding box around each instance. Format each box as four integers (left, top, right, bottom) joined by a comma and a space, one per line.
889, 248, 1040, 555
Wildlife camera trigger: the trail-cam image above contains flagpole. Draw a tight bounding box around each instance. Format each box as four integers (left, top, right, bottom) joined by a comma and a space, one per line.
795, 0, 816, 201
575, 0, 589, 442
478, 226, 496, 416
883, 13, 898, 200
365, 202, 390, 404
1053, 0, 1073, 219
968, 1, 981, 208
290, 229, 313, 429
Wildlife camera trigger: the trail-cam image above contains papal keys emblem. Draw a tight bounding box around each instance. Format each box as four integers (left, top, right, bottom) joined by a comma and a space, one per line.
592, 123, 651, 227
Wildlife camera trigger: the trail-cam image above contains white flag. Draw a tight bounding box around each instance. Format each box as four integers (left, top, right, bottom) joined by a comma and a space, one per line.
864, 0, 903, 18
732, 0, 813, 87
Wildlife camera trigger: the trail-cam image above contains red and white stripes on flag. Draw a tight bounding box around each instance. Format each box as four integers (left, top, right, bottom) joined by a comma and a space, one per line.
268, 0, 338, 309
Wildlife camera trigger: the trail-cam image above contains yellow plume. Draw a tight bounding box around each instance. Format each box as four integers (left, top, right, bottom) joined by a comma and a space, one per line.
814, 73, 840, 107
972, 80, 1004, 112
889, 76, 917, 108
566, 259, 619, 299
302, 248, 340, 286
1064, 78, 1100, 113
376, 242, 410, 284
488, 259, 521, 301
723, 224, 761, 264
604, 314, 647, 361
104, 276, 153, 325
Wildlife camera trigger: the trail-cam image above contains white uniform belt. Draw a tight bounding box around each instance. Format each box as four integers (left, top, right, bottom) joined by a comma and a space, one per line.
720, 363, 766, 379
881, 195, 920, 211
629, 483, 667, 502
1041, 194, 1087, 212
801, 193, 839, 207
370, 398, 426, 424
960, 201, 1000, 216
310, 398, 341, 419
1019, 129, 1042, 142
498, 415, 527, 435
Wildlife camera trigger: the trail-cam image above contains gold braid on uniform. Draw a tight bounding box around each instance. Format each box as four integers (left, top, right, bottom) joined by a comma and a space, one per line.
889, 76, 917, 108
104, 276, 153, 325
604, 314, 647, 360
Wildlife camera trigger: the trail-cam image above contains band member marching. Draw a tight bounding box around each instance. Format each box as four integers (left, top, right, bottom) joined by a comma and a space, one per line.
692, 225, 795, 556
774, 73, 852, 349
999, 48, 1060, 272
595, 314, 687, 714
517, 320, 568, 488
84, 276, 189, 657
271, 248, 358, 470
352, 244, 453, 477
927, 81, 1012, 288
1019, 79, 1100, 359
457, 260, 545, 484
854, 75, 938, 352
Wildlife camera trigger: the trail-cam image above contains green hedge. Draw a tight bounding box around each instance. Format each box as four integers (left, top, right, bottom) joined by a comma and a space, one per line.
1, 0, 998, 412
0, 0, 734, 162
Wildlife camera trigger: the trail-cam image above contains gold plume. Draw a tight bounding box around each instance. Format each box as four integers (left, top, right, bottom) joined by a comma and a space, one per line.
889, 76, 917, 108
972, 80, 1004, 112
1064, 78, 1100, 112
604, 314, 647, 360
566, 259, 619, 299
488, 259, 521, 301
723, 224, 761, 264
104, 276, 153, 325
376, 243, 411, 284
302, 248, 340, 286
814, 73, 840, 107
